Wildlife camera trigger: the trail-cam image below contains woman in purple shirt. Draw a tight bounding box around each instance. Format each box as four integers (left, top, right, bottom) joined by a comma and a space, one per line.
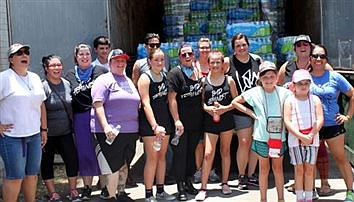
91, 49, 140, 201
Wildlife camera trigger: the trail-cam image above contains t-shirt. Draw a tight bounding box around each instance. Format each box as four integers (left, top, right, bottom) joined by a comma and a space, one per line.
241, 86, 291, 142
0, 69, 46, 137
65, 65, 108, 113
92, 58, 110, 70
90, 72, 140, 133
42, 78, 72, 136
311, 70, 352, 126
167, 66, 203, 130
287, 94, 319, 147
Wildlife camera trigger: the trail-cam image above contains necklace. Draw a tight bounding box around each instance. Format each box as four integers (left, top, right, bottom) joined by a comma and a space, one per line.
12, 68, 32, 91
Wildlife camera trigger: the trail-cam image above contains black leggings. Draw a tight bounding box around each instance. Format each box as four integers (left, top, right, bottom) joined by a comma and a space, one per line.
171, 129, 202, 181
41, 134, 79, 180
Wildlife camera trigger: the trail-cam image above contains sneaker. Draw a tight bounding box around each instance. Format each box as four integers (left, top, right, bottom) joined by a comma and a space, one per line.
49, 192, 62, 202
195, 190, 207, 201
69, 189, 81, 202
208, 169, 220, 183
248, 173, 259, 186
345, 190, 354, 202
194, 169, 201, 183
156, 191, 176, 201
100, 186, 110, 200
145, 196, 158, 202
238, 175, 248, 190
221, 183, 232, 195
117, 192, 134, 202
80, 185, 92, 201
312, 189, 319, 200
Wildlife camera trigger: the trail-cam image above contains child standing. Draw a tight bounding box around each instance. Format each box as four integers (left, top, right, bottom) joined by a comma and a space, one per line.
232, 61, 291, 202
283, 69, 324, 202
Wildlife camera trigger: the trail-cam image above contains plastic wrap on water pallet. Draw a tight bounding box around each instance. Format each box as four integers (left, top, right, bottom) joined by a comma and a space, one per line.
226, 21, 271, 38
226, 8, 259, 21
190, 11, 209, 22
275, 36, 296, 54
164, 25, 184, 37
221, 0, 239, 9
184, 22, 204, 35
184, 33, 226, 42
190, 0, 213, 11
207, 20, 226, 34
209, 10, 227, 21
163, 15, 187, 26
164, 1, 190, 16
240, 0, 260, 9
226, 36, 272, 55
260, 53, 277, 63
137, 44, 147, 59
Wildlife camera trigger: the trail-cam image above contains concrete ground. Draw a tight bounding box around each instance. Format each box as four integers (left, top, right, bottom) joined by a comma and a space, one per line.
44, 140, 350, 202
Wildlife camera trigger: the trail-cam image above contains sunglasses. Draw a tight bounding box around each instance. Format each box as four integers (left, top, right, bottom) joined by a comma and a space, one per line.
311, 54, 327, 59
14, 49, 30, 56
181, 52, 194, 58
199, 46, 210, 50
295, 41, 310, 47
47, 63, 62, 68
148, 43, 161, 48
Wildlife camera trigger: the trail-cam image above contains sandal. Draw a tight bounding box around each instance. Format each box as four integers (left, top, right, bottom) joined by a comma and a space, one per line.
318, 184, 335, 196
285, 183, 295, 193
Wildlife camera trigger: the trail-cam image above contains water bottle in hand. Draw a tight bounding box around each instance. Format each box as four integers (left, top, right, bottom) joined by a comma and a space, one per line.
153, 137, 162, 151
171, 128, 183, 146
106, 124, 121, 145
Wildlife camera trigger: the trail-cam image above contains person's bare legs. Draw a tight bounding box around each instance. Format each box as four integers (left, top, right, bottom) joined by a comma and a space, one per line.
200, 133, 218, 190
155, 136, 169, 185
107, 171, 119, 198
247, 150, 258, 177
2, 179, 22, 202
236, 127, 253, 176
21, 175, 38, 202
219, 130, 233, 184
272, 156, 284, 201
258, 156, 270, 202
82, 176, 93, 188
195, 142, 205, 173
44, 179, 56, 194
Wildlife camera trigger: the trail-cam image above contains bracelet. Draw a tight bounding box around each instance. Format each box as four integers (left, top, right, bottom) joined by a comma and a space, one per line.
346, 115, 352, 120
40, 127, 48, 132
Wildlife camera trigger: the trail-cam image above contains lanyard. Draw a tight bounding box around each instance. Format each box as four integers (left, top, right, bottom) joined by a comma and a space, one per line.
261, 87, 282, 118
294, 95, 312, 130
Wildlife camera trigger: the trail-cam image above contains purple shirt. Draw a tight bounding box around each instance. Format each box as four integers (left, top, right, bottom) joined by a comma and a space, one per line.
90, 72, 140, 133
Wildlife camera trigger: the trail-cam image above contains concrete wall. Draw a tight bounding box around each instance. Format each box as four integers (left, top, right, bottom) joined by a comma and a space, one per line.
0, 0, 9, 71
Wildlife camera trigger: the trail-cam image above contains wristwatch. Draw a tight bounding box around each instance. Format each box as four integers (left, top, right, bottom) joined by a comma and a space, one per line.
40, 127, 48, 132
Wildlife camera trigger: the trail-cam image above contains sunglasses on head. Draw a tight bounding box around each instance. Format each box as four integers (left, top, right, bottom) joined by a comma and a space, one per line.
181, 52, 194, 58
148, 43, 161, 48
311, 54, 327, 59
15, 49, 30, 56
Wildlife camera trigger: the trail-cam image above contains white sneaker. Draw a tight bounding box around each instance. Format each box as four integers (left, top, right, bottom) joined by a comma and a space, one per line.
195, 190, 207, 201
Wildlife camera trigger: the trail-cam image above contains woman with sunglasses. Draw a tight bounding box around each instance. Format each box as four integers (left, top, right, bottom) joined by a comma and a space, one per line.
0, 43, 47, 201
167, 43, 202, 201
41, 55, 80, 201
310, 44, 354, 202
278, 35, 334, 198
132, 33, 171, 87
225, 33, 262, 190
65, 43, 108, 200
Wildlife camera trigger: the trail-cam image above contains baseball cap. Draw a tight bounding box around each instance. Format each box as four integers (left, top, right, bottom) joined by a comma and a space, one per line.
8, 43, 30, 57
292, 69, 312, 83
294, 35, 311, 45
108, 49, 129, 61
259, 61, 277, 74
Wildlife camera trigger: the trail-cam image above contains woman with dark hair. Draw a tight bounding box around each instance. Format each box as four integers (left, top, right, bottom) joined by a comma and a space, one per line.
225, 33, 262, 189
167, 43, 203, 201
65, 43, 108, 200
41, 55, 80, 201
0, 43, 46, 201
310, 44, 354, 202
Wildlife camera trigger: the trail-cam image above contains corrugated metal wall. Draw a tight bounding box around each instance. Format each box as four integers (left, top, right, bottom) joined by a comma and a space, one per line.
7, 0, 109, 75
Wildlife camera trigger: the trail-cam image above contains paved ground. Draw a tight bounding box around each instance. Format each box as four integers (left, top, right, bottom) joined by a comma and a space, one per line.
38, 141, 350, 202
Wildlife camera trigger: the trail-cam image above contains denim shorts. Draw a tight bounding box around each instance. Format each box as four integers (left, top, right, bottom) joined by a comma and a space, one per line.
0, 133, 42, 179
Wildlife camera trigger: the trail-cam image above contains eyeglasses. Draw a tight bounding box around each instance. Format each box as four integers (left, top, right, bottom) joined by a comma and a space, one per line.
148, 43, 161, 48
311, 54, 327, 59
181, 52, 194, 58
47, 63, 62, 68
295, 41, 310, 47
235, 44, 248, 49
15, 49, 30, 56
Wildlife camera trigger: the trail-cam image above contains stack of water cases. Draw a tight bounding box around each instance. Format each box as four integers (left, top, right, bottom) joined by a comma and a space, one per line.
163, 0, 191, 41
275, 36, 297, 66
260, 0, 286, 35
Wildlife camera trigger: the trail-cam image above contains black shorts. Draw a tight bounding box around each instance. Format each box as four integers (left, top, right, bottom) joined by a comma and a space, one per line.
319, 124, 346, 140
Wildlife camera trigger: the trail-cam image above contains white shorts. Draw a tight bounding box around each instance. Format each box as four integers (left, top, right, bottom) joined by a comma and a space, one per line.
289, 145, 318, 165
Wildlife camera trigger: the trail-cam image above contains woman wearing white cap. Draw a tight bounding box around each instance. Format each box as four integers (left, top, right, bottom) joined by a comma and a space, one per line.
284, 69, 324, 202
0, 43, 47, 201
91, 49, 140, 201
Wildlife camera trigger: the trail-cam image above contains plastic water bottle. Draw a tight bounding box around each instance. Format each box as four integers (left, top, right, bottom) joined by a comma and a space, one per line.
153, 137, 162, 151
106, 124, 121, 145
213, 102, 220, 123
171, 128, 183, 146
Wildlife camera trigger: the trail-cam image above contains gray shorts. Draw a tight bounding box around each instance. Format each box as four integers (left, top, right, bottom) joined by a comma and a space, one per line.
233, 114, 253, 131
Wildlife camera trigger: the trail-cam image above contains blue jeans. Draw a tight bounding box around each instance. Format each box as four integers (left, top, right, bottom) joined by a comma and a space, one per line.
0, 133, 42, 179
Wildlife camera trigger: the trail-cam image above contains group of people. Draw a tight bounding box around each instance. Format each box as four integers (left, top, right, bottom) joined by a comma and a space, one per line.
0, 32, 353, 202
